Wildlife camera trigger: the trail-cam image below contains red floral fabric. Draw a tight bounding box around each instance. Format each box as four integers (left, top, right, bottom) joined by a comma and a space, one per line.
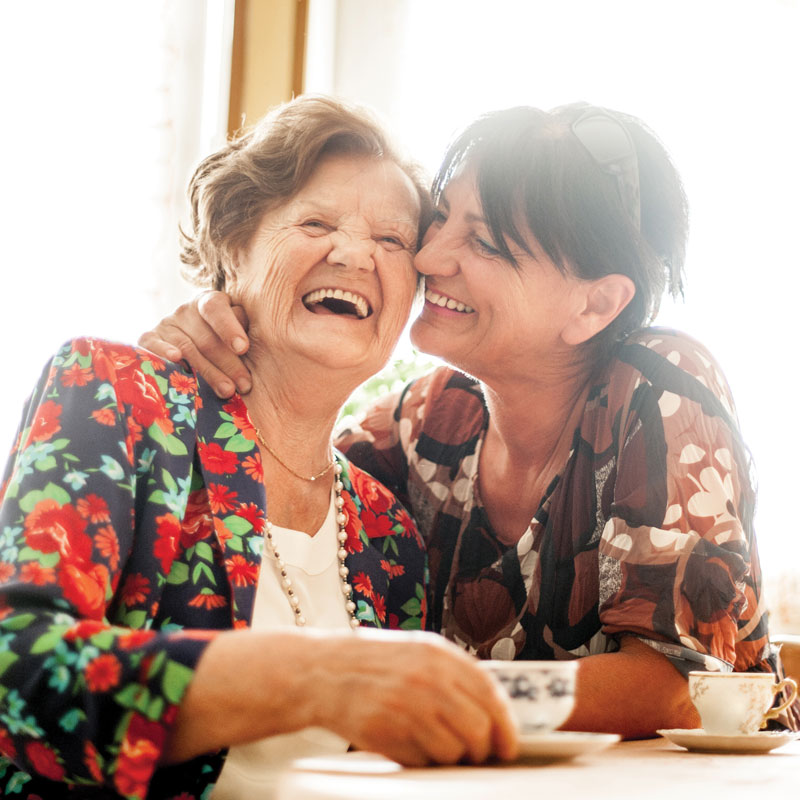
0, 338, 426, 798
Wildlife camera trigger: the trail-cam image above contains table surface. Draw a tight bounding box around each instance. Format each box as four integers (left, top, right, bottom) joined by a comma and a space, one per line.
275, 736, 800, 800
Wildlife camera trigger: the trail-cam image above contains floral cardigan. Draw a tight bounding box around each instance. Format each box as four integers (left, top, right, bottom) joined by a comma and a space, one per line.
0, 338, 426, 799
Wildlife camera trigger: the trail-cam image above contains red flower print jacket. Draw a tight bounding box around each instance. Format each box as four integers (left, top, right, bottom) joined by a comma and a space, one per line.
0, 339, 427, 799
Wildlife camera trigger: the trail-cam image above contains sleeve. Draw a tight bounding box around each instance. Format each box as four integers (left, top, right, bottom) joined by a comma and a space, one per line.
0, 339, 216, 799
335, 383, 416, 509
597, 335, 768, 678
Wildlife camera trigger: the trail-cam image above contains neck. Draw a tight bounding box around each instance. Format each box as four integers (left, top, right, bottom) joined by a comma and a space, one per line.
239, 358, 344, 532
244, 385, 339, 477
476, 357, 595, 544
480, 353, 594, 469
241, 346, 360, 479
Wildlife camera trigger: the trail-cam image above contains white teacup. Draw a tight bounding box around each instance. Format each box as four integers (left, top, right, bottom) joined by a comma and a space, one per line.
688, 671, 798, 735
480, 660, 578, 733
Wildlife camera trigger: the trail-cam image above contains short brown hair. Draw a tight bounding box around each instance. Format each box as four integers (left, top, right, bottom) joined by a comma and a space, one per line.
181, 95, 431, 289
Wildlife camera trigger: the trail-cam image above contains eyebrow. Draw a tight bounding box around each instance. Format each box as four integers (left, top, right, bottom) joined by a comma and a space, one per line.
437, 191, 487, 227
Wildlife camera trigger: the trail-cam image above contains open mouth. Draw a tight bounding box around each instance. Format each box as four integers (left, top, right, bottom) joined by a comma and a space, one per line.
425, 288, 474, 313
302, 288, 372, 319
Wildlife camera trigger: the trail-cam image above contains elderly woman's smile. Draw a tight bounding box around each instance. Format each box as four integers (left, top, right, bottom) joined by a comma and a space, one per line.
302, 287, 372, 318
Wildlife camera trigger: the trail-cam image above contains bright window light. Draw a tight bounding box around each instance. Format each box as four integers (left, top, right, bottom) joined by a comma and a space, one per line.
314, 0, 800, 588
0, 1, 230, 454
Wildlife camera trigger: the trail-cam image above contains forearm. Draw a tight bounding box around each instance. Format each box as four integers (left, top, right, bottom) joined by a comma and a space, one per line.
163, 629, 320, 763
165, 628, 520, 768
562, 636, 700, 738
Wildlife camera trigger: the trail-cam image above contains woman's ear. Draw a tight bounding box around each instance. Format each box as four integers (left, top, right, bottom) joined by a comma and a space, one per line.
561, 274, 636, 346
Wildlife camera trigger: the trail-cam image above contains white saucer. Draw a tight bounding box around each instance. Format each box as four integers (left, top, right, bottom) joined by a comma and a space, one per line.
517, 731, 620, 762
657, 728, 800, 754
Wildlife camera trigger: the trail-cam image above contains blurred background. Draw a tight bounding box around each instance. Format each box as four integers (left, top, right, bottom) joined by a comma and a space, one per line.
1, 0, 797, 623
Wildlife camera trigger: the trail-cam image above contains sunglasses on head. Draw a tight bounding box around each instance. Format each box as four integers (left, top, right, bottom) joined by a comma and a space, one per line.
571, 109, 641, 231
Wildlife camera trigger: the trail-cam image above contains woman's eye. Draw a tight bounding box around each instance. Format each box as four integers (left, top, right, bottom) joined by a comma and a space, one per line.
431, 209, 447, 225
475, 237, 501, 257
377, 235, 405, 250
301, 220, 329, 233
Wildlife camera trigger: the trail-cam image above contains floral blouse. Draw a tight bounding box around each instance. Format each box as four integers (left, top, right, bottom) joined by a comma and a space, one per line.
0, 338, 426, 799
337, 328, 799, 729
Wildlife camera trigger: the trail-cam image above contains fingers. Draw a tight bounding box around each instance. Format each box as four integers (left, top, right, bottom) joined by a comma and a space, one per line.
198, 291, 251, 355
427, 698, 494, 765
137, 293, 253, 397
411, 636, 518, 764
168, 321, 249, 398
408, 716, 474, 766
447, 657, 519, 764
489, 700, 520, 762
317, 631, 518, 767
390, 670, 515, 766
349, 698, 475, 767
138, 332, 183, 363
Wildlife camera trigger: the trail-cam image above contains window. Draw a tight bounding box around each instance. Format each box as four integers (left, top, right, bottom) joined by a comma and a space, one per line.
0, 0, 232, 451
310, 0, 800, 592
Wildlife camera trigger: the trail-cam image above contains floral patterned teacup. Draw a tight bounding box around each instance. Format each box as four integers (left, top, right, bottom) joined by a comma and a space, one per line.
688, 671, 798, 735
480, 660, 578, 733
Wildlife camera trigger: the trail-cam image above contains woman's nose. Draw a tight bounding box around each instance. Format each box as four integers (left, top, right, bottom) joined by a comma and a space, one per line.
413, 226, 459, 277
327, 232, 376, 271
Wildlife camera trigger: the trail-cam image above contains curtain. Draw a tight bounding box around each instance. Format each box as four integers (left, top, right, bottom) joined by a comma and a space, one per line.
0, 0, 233, 453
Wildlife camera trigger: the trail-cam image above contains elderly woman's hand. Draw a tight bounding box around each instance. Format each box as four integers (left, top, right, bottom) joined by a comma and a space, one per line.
138, 291, 252, 397
314, 629, 519, 766
165, 628, 519, 768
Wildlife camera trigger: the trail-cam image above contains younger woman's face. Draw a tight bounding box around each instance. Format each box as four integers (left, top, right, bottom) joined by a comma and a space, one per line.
410, 168, 590, 384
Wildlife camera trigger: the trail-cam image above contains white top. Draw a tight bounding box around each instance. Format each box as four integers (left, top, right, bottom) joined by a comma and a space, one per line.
210, 492, 351, 800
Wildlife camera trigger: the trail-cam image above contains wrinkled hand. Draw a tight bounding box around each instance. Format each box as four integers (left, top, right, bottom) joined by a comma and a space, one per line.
311, 630, 519, 767
138, 291, 253, 397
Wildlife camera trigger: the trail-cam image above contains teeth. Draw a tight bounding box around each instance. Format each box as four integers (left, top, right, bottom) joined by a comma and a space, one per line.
302, 288, 371, 319
425, 288, 474, 314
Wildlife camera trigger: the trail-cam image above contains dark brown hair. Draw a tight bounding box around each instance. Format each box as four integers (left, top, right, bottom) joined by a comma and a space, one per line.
181, 95, 431, 289
432, 103, 688, 353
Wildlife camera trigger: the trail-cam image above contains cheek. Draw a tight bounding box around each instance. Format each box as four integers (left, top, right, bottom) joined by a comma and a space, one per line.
380, 258, 417, 320
234, 237, 318, 303
231, 265, 295, 325
398, 258, 420, 306
232, 265, 277, 303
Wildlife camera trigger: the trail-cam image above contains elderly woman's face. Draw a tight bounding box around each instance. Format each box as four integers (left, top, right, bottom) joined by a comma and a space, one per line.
229, 154, 420, 374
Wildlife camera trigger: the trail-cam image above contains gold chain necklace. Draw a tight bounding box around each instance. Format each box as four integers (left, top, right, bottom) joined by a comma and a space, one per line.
262, 458, 360, 629
253, 425, 334, 482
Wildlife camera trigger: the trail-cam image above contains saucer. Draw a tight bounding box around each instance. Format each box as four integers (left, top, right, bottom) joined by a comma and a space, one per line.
657, 728, 800, 754
518, 731, 620, 762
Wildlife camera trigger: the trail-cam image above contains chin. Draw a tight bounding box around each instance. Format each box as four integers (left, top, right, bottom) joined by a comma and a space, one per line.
409, 318, 449, 361
297, 313, 401, 378
308, 336, 387, 376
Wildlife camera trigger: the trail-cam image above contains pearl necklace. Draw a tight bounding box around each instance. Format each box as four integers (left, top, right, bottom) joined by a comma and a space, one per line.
262, 459, 360, 629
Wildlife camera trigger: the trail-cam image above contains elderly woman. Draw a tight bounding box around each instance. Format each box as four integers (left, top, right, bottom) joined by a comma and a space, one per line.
144, 101, 800, 736
0, 97, 518, 800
